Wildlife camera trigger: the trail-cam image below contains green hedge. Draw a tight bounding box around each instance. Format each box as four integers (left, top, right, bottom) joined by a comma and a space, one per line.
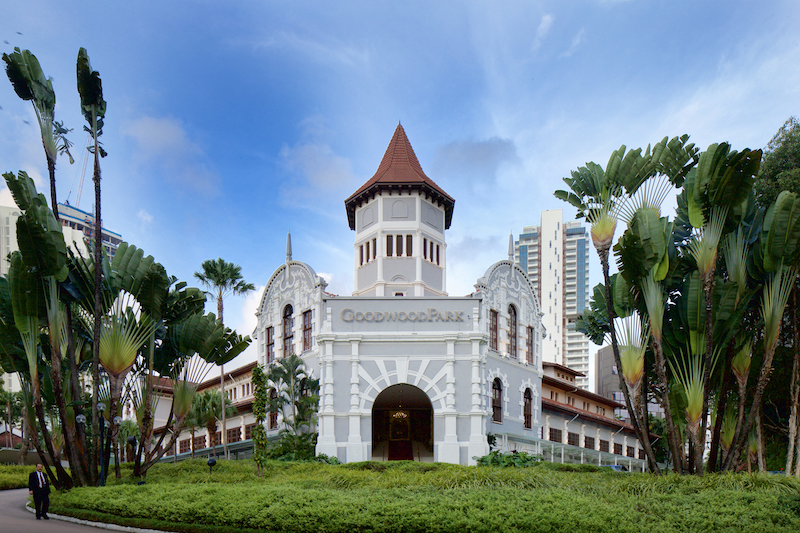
45, 461, 800, 533
0, 464, 31, 490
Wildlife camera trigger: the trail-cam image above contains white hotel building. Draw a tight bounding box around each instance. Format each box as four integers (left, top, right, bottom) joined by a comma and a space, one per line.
244, 124, 645, 467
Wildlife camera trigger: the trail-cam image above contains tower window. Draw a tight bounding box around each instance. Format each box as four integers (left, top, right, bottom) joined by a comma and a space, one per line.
436, 245, 440, 265
527, 326, 534, 365
372, 238, 377, 260
386, 235, 393, 256
406, 235, 412, 256
423, 238, 428, 259
396, 235, 403, 256
359, 245, 364, 266
365, 240, 370, 261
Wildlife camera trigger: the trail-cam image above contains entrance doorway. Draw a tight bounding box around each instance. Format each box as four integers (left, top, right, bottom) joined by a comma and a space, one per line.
372, 384, 433, 461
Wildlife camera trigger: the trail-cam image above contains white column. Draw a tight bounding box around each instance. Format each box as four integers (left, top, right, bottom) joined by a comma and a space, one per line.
439, 338, 459, 463
468, 339, 488, 464
346, 339, 364, 462
315, 340, 337, 458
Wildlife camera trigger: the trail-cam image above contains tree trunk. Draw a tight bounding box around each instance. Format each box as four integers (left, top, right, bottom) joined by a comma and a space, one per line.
651, 337, 685, 473
45, 297, 84, 487
697, 273, 716, 476
91, 144, 102, 486
756, 409, 766, 472
787, 287, 799, 475
708, 344, 734, 473
218, 296, 228, 460
64, 303, 90, 485
33, 396, 72, 489
598, 248, 660, 473
47, 156, 59, 222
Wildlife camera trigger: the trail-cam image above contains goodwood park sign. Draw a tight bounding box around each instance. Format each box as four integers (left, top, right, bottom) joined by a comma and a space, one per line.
341, 308, 466, 323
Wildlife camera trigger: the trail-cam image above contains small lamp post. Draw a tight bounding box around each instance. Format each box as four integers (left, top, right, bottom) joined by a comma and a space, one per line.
207, 457, 217, 475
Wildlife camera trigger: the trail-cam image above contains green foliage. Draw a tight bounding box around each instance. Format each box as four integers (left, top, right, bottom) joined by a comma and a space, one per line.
755, 117, 800, 207
47, 461, 800, 533
474, 450, 542, 467
0, 464, 30, 490
250, 364, 269, 472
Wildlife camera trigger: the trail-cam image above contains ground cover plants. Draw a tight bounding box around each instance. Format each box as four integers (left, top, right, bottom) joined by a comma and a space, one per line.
0, 464, 29, 490
45, 459, 800, 533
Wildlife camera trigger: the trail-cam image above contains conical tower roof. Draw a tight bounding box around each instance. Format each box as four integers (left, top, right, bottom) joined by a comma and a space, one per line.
345, 124, 454, 230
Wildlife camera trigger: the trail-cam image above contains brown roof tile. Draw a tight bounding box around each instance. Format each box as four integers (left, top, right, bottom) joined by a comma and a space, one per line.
345, 123, 454, 229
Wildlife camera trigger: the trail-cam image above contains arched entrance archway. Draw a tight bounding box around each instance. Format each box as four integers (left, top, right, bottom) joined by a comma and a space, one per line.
372, 384, 433, 461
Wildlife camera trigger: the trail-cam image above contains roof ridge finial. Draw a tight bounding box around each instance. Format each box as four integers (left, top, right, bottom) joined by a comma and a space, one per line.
286, 232, 292, 263
508, 233, 514, 262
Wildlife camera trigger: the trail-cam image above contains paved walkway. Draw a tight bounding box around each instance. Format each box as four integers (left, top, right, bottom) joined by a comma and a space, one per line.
0, 488, 168, 533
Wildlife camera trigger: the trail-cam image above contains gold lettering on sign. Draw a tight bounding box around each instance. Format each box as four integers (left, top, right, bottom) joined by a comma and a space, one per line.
340, 308, 465, 323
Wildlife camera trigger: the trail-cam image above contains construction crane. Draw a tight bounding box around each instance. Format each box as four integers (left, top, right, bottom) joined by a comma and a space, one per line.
64, 134, 91, 208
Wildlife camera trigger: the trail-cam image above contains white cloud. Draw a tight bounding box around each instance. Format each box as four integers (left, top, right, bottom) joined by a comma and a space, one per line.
245, 31, 372, 70
560, 28, 586, 58
531, 14, 554, 52
137, 209, 153, 224
121, 115, 218, 197
432, 137, 521, 189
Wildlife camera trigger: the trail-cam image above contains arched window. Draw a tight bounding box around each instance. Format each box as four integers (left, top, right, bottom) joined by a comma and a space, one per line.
508, 304, 517, 359
269, 388, 278, 429
524, 388, 533, 429
492, 378, 502, 423
283, 305, 293, 356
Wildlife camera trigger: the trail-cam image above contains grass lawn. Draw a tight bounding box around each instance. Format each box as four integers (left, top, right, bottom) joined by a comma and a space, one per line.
15, 459, 800, 533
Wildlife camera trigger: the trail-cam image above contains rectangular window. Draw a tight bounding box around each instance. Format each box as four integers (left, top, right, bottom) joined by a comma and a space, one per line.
436, 245, 440, 265
599, 440, 610, 453
245, 423, 256, 440
266, 327, 274, 364
614, 443, 623, 455
638, 449, 645, 460
269, 410, 278, 430
227, 428, 241, 443
303, 310, 312, 352
365, 240, 370, 261
490, 310, 498, 350
372, 238, 377, 260
396, 235, 403, 256
430, 240, 434, 261
179, 439, 190, 454
568, 432, 579, 446
359, 245, 364, 266
406, 235, 412, 256
627, 446, 634, 458
193, 436, 206, 451
549, 428, 562, 443
527, 326, 534, 364
386, 235, 393, 256
584, 436, 595, 450
423, 238, 428, 259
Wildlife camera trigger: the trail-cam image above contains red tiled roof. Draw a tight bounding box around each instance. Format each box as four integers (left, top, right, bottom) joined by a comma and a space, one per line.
345, 123, 454, 230
541, 398, 636, 433
542, 375, 624, 409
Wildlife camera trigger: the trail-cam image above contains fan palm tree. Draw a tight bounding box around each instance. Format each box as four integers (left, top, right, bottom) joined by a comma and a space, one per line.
77, 47, 106, 485
191, 390, 236, 459
3, 48, 72, 221
194, 258, 254, 459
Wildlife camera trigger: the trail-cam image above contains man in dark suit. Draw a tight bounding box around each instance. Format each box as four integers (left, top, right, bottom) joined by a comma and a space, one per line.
28, 463, 50, 520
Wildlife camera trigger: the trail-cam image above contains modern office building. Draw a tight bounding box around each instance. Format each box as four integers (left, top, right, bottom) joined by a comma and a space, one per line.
514, 211, 592, 389
57, 202, 123, 259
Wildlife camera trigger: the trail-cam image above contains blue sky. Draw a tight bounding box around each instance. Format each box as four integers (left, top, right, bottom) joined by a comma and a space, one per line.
1, 1, 798, 366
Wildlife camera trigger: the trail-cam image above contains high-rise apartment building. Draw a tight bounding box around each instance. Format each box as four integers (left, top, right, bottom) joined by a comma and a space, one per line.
514, 209, 591, 389
0, 201, 121, 396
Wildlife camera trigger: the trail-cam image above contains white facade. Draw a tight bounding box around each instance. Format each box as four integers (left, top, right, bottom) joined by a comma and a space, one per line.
515, 210, 592, 389
253, 125, 546, 465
